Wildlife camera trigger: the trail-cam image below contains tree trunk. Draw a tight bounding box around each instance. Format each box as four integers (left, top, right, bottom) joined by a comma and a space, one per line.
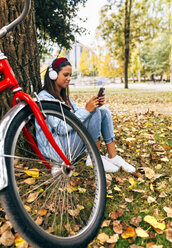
0, 0, 42, 118
124, 0, 132, 89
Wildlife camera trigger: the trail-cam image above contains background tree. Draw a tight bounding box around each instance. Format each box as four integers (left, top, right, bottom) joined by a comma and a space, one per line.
79, 48, 90, 76
97, 0, 169, 86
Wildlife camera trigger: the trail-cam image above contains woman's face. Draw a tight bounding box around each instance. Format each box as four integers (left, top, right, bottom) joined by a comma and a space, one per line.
55, 65, 72, 92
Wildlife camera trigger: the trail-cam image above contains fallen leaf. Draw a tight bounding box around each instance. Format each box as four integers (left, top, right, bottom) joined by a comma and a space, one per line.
67, 186, 78, 193
101, 220, 111, 228
24, 168, 39, 177
147, 196, 156, 204
163, 145, 170, 150
0, 221, 13, 235
125, 196, 134, 203
130, 216, 142, 227
112, 220, 123, 234
24, 178, 35, 185
130, 245, 144, 248
132, 189, 145, 193
144, 167, 155, 179
155, 164, 162, 170
68, 205, 84, 217
165, 228, 172, 243
146, 242, 155, 248
151, 246, 163, 248
160, 157, 169, 162
38, 209, 47, 216
163, 207, 172, 218
35, 216, 43, 225
144, 215, 165, 231
135, 227, 149, 238
97, 233, 109, 243
27, 192, 40, 203
121, 226, 136, 239
159, 192, 167, 198
115, 176, 124, 184
114, 185, 121, 191
109, 209, 123, 219
24, 205, 31, 212
15, 233, 28, 247
0, 230, 15, 246
107, 234, 119, 243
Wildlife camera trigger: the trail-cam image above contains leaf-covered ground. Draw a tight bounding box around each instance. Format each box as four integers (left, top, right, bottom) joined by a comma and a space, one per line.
0, 89, 171, 248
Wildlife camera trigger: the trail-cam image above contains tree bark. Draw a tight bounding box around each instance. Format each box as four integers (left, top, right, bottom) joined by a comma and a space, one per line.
124, 0, 132, 89
0, 0, 42, 118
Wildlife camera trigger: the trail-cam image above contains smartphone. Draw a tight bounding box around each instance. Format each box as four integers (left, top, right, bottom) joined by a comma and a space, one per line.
97, 87, 105, 97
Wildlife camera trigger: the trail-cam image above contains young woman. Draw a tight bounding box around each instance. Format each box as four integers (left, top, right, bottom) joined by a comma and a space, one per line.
36, 57, 136, 173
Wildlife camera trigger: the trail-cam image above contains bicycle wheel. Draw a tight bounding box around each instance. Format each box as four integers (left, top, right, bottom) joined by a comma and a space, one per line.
0, 100, 106, 248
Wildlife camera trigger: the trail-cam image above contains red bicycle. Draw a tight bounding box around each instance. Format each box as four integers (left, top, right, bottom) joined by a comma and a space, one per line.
0, 1, 106, 247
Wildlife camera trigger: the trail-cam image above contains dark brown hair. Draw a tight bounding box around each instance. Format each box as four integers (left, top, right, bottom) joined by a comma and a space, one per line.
43, 59, 72, 107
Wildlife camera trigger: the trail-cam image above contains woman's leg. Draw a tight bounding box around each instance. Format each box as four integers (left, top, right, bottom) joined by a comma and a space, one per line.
99, 108, 136, 173
84, 110, 119, 172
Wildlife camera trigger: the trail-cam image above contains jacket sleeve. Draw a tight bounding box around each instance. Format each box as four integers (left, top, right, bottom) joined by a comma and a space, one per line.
70, 98, 91, 122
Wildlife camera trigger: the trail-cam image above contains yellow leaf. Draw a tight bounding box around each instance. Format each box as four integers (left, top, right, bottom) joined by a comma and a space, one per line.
150, 183, 154, 191
129, 177, 135, 185
24, 205, 31, 212
114, 185, 121, 191
24, 168, 39, 178
128, 177, 137, 190
73, 172, 79, 177
144, 215, 165, 231
135, 227, 149, 238
78, 187, 86, 193
67, 186, 78, 193
15, 234, 25, 247
107, 195, 114, 198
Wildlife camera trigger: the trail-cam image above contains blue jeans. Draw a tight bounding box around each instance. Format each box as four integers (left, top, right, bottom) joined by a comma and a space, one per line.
84, 107, 115, 144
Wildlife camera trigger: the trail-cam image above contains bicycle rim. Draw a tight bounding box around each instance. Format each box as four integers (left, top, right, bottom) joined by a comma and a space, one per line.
2, 101, 106, 248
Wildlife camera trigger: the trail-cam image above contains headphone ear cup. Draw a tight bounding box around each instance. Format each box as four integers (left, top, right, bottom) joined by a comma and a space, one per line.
49, 68, 58, 80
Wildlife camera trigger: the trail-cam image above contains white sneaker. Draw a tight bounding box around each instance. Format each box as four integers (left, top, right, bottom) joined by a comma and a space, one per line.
86, 155, 119, 173
106, 155, 136, 173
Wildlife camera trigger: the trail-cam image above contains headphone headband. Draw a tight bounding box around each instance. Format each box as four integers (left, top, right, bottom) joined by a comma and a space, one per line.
52, 57, 68, 70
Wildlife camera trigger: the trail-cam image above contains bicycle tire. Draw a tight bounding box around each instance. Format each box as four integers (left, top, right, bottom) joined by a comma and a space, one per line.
0, 100, 106, 248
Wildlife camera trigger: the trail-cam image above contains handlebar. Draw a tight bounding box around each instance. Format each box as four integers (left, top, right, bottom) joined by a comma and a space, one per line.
0, 0, 31, 39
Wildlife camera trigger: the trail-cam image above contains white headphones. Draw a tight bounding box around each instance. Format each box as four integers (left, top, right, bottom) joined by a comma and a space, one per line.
49, 65, 58, 80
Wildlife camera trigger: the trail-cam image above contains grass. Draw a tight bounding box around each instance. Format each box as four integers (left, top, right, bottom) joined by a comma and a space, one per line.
70, 89, 172, 248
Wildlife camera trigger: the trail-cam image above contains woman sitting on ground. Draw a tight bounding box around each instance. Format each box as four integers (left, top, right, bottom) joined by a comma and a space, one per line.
36, 57, 136, 173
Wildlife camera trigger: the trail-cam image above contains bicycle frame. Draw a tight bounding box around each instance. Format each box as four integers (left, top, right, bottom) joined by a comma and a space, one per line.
0, 55, 71, 169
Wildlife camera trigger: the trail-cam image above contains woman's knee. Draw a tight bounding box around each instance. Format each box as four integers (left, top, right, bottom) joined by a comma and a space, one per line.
99, 107, 112, 119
